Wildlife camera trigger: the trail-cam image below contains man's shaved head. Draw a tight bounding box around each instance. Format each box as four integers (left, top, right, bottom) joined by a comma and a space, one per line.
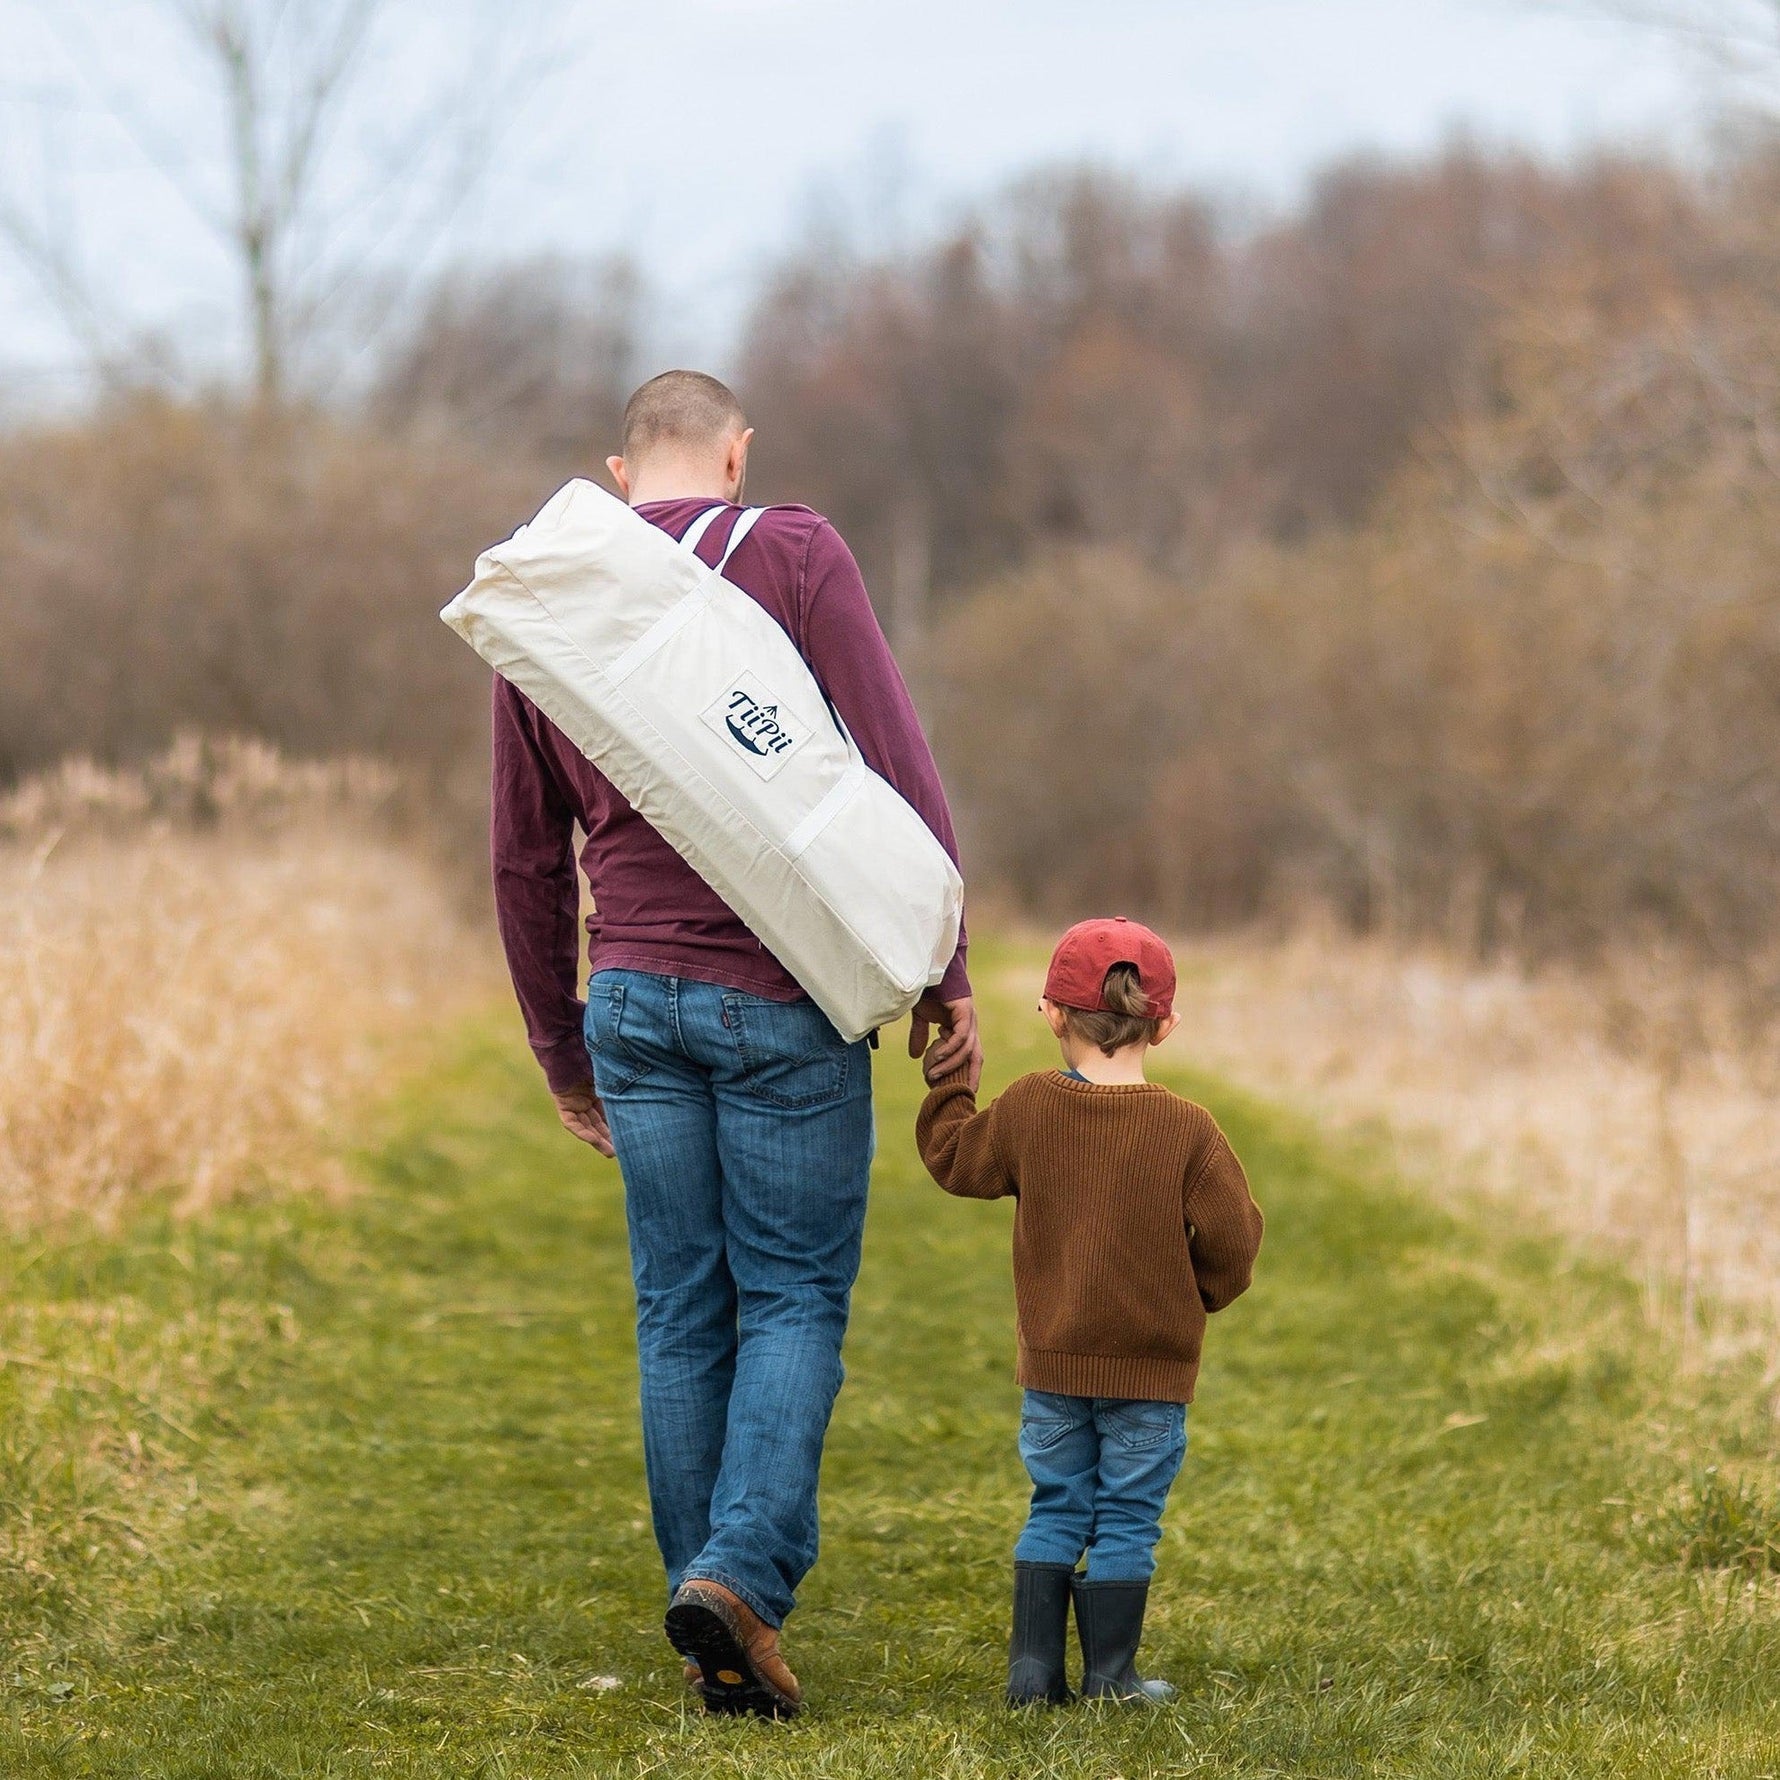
621, 370, 748, 465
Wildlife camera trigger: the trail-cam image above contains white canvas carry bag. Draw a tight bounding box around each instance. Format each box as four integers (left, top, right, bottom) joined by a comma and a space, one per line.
441, 479, 964, 1043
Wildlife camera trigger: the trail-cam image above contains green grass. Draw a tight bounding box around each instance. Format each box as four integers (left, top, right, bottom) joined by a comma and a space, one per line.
2, 939, 1780, 1776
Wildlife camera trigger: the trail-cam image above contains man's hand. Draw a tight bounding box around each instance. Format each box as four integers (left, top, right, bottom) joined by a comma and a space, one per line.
552, 1082, 615, 1158
909, 992, 982, 1089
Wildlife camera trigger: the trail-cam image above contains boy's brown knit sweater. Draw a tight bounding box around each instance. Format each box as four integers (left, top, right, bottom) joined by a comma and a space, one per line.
916, 1069, 1263, 1403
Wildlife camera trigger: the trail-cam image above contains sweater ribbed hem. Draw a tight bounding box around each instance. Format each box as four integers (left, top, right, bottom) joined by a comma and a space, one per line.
1018, 1344, 1198, 1404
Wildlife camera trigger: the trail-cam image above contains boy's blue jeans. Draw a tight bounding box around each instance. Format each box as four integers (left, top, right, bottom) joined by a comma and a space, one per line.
584, 969, 874, 1629
1014, 1390, 1188, 1581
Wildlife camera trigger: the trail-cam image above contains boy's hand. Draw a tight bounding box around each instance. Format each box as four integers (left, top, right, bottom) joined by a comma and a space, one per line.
909, 992, 982, 1082
552, 1083, 615, 1157
923, 1035, 983, 1093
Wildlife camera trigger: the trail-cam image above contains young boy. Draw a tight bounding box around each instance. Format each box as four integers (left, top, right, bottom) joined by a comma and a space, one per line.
916, 917, 1263, 1707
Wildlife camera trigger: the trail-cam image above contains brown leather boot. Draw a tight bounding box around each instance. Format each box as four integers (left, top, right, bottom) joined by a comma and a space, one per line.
665, 1579, 802, 1719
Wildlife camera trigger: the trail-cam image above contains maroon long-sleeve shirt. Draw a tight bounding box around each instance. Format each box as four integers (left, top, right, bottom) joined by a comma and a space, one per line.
490, 496, 971, 1093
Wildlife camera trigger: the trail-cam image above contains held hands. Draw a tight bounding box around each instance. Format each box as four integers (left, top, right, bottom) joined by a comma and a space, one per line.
911, 992, 983, 1093
552, 1082, 615, 1158
554, 997, 983, 1152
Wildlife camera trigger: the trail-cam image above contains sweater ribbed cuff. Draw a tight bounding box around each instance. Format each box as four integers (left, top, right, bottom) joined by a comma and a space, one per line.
923, 1063, 977, 1094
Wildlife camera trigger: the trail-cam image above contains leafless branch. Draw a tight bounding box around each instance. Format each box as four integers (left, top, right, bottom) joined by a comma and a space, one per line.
1, 0, 571, 405
1541, 1, 1780, 80
0, 89, 133, 386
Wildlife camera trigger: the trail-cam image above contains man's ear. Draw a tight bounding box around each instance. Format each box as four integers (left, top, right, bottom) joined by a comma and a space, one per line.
606, 455, 632, 500
726, 428, 755, 501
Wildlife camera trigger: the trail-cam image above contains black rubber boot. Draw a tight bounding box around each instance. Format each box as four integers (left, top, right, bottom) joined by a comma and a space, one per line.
1006, 1562, 1075, 1706
1072, 1576, 1176, 1704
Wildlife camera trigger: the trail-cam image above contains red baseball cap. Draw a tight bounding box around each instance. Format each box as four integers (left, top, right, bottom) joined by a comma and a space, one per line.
1043, 917, 1176, 1019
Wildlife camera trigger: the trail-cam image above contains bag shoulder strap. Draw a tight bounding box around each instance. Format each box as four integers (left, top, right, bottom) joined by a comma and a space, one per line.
677, 503, 764, 572
677, 503, 726, 558
718, 505, 764, 571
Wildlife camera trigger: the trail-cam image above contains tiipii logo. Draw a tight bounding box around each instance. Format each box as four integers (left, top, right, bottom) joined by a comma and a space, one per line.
723, 689, 796, 757
700, 670, 810, 781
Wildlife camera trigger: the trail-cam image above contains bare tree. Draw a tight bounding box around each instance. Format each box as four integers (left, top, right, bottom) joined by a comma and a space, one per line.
373, 255, 645, 468
182, 0, 380, 404
1550, 1, 1780, 106
1, 0, 568, 405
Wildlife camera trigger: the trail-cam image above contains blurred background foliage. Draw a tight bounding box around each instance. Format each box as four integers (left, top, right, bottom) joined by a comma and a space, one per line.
2, 131, 1778, 974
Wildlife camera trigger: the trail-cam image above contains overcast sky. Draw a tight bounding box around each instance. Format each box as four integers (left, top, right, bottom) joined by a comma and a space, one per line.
0, 0, 1727, 398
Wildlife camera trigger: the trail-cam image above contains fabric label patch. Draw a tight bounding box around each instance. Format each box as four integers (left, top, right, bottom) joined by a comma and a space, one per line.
700, 670, 812, 781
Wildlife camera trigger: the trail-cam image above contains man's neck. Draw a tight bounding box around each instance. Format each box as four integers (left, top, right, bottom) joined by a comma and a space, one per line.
626, 467, 736, 507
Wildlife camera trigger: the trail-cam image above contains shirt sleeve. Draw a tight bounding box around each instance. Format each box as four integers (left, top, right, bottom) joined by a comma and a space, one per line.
490, 675, 592, 1094
799, 519, 971, 1001
915, 1069, 1013, 1200
1183, 1128, 1264, 1314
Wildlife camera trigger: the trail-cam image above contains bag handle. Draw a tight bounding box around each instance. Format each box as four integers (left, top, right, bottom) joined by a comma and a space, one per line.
607, 506, 768, 685
719, 506, 764, 571
678, 503, 762, 572
678, 503, 725, 558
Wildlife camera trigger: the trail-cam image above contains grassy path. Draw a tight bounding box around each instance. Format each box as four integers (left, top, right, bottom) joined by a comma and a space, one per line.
2, 947, 1779, 1776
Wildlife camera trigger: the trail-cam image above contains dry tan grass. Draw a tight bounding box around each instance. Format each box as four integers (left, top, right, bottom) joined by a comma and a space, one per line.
1003, 924, 1780, 1343
0, 741, 498, 1226
1173, 929, 1780, 1341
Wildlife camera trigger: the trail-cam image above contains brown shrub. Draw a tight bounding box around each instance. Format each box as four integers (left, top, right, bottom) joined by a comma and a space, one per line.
0, 397, 542, 858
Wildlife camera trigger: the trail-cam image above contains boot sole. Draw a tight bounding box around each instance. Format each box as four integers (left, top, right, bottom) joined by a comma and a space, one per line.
664, 1597, 801, 1721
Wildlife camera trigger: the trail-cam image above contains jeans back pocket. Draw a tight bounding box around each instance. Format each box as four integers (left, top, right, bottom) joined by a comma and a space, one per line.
584, 979, 654, 1095
723, 995, 851, 1109
1099, 1399, 1187, 1454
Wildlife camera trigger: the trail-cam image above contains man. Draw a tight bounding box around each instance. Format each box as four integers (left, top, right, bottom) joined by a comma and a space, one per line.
490, 370, 978, 1719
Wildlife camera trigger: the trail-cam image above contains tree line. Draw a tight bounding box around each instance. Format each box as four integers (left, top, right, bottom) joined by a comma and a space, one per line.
2, 139, 1776, 968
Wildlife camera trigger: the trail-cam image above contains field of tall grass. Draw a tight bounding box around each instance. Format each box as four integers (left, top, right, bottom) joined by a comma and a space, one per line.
2, 743, 1779, 1771
0, 739, 495, 1227
5, 739, 1779, 1364
1152, 930, 1780, 1351
3, 937, 1779, 1777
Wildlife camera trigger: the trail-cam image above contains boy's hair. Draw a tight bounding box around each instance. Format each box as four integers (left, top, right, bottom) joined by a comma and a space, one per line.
621, 369, 747, 463
1061, 964, 1166, 1056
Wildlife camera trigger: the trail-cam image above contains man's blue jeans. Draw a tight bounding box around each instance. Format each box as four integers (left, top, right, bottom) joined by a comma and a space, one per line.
1014, 1390, 1188, 1581
584, 969, 874, 1628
